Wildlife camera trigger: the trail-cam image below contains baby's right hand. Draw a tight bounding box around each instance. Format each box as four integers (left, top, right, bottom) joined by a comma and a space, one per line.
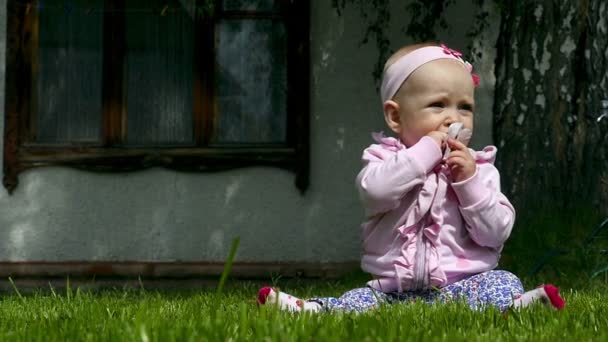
426, 131, 448, 149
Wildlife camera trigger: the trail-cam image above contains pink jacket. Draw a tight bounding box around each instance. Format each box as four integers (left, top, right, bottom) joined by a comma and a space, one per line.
357, 134, 515, 293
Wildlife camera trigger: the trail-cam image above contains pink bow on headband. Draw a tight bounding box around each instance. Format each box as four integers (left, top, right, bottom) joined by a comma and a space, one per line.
441, 44, 480, 87
441, 44, 463, 58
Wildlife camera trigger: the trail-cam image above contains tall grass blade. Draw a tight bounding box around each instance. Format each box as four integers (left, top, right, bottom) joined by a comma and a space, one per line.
49, 281, 57, 297
8, 277, 23, 300
589, 265, 608, 279
217, 236, 240, 293
66, 276, 71, 302
138, 276, 145, 292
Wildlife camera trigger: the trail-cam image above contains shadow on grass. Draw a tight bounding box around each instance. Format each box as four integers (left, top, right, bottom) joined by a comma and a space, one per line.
500, 205, 608, 289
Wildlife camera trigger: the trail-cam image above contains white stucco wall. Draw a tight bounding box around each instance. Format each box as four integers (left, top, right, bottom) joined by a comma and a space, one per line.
0, 1, 498, 265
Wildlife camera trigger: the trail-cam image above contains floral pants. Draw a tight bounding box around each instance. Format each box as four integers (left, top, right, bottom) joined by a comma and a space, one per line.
309, 270, 523, 313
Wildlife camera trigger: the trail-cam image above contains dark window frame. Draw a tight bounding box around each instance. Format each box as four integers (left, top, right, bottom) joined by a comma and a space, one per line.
3, 0, 309, 194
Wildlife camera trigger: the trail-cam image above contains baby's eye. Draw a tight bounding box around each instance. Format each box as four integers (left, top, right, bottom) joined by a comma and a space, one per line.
458, 104, 474, 113
429, 102, 444, 108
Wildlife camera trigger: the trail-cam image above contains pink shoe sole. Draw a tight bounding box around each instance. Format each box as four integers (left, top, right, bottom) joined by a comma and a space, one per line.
542, 284, 565, 310
257, 287, 274, 305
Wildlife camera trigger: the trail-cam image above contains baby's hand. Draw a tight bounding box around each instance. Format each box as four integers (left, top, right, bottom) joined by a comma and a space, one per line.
426, 131, 448, 149
445, 138, 476, 182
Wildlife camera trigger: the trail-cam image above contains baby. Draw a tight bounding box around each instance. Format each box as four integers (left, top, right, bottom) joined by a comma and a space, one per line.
258, 43, 564, 313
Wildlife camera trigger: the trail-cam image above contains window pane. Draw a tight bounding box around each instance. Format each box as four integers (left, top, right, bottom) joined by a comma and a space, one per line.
125, 1, 194, 146
215, 19, 287, 144
37, 0, 104, 144
222, 0, 278, 12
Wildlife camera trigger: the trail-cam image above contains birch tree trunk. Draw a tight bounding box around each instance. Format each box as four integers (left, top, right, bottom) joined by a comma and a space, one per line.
494, 0, 608, 216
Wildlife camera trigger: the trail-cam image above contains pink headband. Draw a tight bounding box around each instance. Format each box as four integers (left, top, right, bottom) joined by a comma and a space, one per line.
380, 44, 479, 103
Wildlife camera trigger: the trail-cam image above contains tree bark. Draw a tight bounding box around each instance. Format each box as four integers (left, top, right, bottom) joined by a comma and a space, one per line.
494, 0, 608, 216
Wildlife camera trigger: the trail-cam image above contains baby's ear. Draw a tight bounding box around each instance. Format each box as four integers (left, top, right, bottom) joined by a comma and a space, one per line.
383, 100, 401, 134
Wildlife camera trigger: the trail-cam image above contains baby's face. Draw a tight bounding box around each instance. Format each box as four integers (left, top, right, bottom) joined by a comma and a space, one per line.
395, 59, 475, 147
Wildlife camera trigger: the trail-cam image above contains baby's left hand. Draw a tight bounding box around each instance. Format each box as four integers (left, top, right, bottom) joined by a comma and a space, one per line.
445, 138, 476, 182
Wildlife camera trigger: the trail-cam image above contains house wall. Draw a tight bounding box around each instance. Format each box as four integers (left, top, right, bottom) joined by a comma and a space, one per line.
0, 1, 499, 273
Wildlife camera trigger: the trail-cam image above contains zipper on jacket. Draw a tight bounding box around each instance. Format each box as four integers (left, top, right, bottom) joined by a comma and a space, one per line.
413, 223, 428, 290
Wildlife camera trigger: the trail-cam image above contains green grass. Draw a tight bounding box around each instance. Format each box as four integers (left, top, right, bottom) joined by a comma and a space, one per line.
0, 274, 607, 341
2, 218, 606, 341
499, 207, 608, 283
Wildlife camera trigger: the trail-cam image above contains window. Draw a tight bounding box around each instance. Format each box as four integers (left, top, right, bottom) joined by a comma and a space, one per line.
4, 0, 309, 193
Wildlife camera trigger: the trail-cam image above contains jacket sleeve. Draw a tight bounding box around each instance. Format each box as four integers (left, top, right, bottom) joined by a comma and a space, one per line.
356, 136, 442, 217
451, 163, 516, 248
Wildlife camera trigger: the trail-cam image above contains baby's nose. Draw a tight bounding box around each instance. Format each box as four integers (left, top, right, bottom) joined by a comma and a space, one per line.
444, 117, 459, 126
444, 109, 461, 124
447, 107, 461, 117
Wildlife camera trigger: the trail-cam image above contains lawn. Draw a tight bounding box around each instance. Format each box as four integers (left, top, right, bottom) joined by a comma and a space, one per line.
0, 272, 606, 341
2, 214, 607, 342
